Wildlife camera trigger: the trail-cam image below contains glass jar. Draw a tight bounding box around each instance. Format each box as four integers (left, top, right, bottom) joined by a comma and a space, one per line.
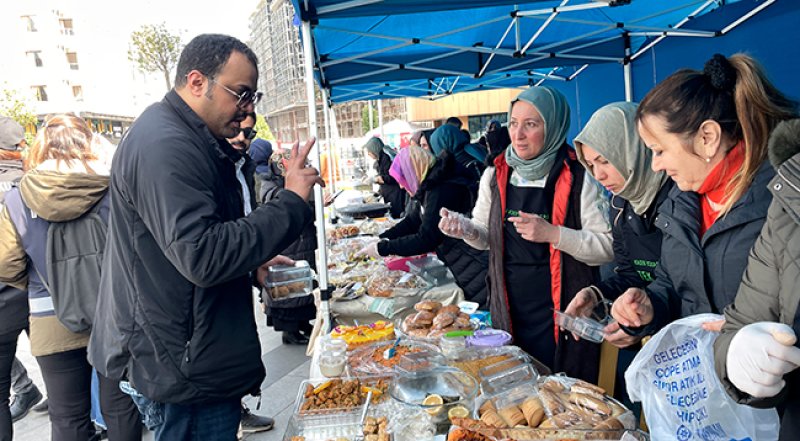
320, 335, 348, 356
319, 351, 346, 377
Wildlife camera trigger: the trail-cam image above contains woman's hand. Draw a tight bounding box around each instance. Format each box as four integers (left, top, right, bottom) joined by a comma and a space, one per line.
603, 322, 643, 348
611, 288, 654, 328
508, 212, 559, 244
438, 208, 478, 241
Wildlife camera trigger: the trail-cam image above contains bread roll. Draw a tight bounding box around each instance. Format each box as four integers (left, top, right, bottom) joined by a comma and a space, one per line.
497, 405, 526, 427
520, 397, 544, 427
415, 301, 442, 312
479, 409, 506, 428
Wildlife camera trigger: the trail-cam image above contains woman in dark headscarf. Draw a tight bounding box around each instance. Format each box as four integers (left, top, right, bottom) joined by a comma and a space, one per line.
363, 137, 405, 218
410, 129, 434, 153
485, 125, 511, 166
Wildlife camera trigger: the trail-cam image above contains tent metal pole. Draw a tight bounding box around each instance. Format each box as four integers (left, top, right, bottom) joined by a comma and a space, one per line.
301, 20, 330, 297
368, 100, 374, 131
623, 33, 632, 102
520, 0, 566, 55
722, 0, 775, 34
316, 0, 382, 16
631, 0, 716, 61
518, 1, 610, 16
378, 99, 384, 139
322, 88, 335, 194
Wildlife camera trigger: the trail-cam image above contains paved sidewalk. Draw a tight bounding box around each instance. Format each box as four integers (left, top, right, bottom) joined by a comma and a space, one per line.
13, 295, 312, 441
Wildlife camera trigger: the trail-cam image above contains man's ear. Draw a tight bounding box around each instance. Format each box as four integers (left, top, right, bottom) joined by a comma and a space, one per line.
185, 70, 208, 98
697, 119, 723, 159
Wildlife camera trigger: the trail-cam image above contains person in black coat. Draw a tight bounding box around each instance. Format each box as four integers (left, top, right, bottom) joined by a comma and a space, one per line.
363, 137, 405, 218
253, 143, 317, 345
356, 145, 489, 307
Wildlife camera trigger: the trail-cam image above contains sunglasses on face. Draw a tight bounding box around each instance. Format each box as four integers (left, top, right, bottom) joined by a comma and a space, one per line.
208, 76, 263, 109
240, 127, 257, 140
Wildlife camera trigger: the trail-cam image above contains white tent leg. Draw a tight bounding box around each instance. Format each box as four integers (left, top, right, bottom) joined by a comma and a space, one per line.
378, 99, 384, 139
623, 33, 633, 102
301, 20, 330, 301
322, 89, 336, 194
368, 101, 374, 131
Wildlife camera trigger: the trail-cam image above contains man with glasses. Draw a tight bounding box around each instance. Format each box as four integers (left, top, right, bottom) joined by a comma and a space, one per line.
88, 34, 322, 440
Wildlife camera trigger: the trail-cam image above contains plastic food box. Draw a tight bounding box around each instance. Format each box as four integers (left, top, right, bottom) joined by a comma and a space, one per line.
406, 257, 454, 286
294, 376, 393, 416
479, 362, 539, 396
553, 310, 606, 343
266, 260, 313, 284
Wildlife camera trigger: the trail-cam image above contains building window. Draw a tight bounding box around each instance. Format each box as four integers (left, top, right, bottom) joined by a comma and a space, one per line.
66, 52, 79, 70
72, 85, 83, 101
22, 15, 37, 32
59, 18, 74, 35
32, 86, 48, 102
26, 51, 43, 67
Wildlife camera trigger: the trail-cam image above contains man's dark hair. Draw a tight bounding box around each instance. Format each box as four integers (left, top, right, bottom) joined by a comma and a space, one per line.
445, 116, 463, 128
245, 111, 257, 122
174, 34, 259, 88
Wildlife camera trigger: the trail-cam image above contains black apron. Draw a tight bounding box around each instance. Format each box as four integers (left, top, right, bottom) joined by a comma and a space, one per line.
503, 174, 558, 370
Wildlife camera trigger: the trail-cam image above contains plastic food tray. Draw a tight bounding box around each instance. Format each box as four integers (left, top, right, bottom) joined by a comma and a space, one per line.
293, 376, 393, 416
347, 340, 440, 375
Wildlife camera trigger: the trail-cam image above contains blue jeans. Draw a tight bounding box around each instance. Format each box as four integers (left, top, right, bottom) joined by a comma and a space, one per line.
153, 398, 240, 441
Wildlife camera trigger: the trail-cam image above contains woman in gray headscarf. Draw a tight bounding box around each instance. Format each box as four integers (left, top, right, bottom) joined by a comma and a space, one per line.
363, 137, 405, 218
438, 86, 612, 382
565, 102, 673, 349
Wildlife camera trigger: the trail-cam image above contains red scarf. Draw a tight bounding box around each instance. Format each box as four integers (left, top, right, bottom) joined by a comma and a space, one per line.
696, 141, 745, 235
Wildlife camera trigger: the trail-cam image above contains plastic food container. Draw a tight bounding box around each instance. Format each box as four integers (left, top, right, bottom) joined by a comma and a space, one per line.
266, 260, 312, 283
264, 261, 314, 301
465, 329, 512, 348
406, 257, 454, 286
439, 335, 467, 359
479, 363, 538, 396
384, 254, 430, 272
389, 367, 479, 425
553, 310, 606, 343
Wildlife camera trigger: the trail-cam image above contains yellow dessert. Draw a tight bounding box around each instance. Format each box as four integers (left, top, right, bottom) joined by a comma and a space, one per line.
330, 321, 395, 350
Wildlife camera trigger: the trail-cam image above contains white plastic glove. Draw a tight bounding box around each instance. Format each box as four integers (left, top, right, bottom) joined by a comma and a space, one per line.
438, 208, 479, 241
355, 240, 383, 259
727, 322, 800, 398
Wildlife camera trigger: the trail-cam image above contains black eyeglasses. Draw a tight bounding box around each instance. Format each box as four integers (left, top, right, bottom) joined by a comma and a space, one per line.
240, 127, 257, 140
209, 77, 263, 109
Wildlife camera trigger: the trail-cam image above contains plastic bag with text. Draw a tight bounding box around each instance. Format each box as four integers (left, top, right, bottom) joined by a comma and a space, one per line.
625, 314, 779, 441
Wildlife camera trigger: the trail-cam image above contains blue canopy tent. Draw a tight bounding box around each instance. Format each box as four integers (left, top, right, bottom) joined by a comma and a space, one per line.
287, 0, 796, 326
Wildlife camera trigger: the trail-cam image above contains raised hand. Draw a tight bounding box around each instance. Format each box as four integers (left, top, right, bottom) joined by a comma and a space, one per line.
284, 137, 325, 201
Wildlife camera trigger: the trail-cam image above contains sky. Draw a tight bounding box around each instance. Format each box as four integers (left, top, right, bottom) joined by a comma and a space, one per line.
60, 0, 264, 115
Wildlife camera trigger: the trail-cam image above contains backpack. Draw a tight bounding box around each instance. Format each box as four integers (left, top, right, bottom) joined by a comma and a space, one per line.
0, 160, 24, 204
24, 194, 109, 333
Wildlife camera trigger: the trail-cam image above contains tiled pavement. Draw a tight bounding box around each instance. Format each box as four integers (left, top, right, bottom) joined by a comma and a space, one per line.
13, 294, 312, 441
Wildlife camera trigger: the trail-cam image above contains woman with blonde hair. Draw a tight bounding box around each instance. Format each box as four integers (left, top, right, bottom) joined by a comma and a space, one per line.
0, 115, 141, 441
610, 54, 798, 337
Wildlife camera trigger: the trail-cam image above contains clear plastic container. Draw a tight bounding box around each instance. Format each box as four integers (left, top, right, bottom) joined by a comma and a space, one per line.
553, 310, 606, 343
479, 363, 538, 396
264, 277, 314, 300
440, 335, 467, 359
265, 260, 312, 284
406, 257, 454, 286
319, 335, 347, 356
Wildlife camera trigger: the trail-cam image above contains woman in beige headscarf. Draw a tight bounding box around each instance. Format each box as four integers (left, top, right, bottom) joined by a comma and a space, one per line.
565, 101, 672, 348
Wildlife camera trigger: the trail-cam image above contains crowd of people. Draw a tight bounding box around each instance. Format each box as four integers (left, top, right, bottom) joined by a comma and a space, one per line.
0, 30, 798, 441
